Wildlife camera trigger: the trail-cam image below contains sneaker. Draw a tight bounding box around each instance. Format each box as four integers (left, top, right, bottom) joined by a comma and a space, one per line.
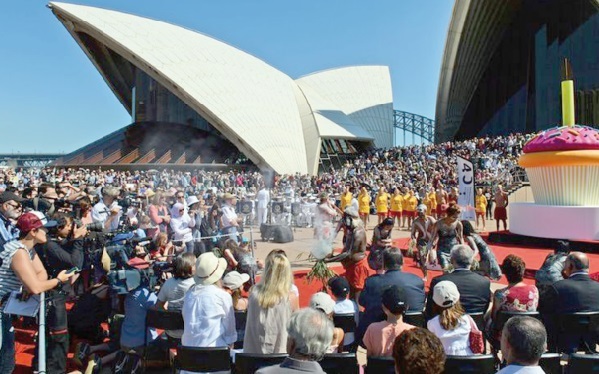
74, 342, 91, 367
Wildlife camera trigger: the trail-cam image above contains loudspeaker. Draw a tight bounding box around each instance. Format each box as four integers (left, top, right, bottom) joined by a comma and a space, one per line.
273, 225, 294, 243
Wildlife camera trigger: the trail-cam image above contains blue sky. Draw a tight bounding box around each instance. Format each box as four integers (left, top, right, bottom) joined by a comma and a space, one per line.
0, 1, 453, 153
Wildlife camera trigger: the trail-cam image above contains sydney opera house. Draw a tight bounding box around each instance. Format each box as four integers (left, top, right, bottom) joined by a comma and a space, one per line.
49, 2, 394, 175
436, 0, 599, 143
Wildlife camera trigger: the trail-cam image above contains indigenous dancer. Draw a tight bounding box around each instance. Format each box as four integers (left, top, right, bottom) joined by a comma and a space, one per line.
410, 204, 436, 281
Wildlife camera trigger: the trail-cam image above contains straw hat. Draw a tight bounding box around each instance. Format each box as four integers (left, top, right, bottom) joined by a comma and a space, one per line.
195, 252, 227, 285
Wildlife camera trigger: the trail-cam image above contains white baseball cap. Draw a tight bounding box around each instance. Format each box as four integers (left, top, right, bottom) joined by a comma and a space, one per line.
310, 292, 335, 315
432, 280, 460, 308
222, 271, 250, 290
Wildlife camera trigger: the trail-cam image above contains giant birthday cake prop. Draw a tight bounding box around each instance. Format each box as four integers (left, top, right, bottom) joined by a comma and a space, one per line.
511, 60, 599, 240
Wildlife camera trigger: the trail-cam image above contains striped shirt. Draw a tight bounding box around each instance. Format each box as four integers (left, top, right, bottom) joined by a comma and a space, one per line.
0, 241, 33, 301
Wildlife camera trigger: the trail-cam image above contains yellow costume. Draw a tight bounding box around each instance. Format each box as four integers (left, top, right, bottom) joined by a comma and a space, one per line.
475, 194, 488, 213
340, 192, 353, 212
375, 193, 389, 214
358, 193, 371, 214
390, 194, 403, 212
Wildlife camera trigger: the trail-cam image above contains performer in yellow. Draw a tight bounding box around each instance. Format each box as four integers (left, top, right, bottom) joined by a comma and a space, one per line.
374, 186, 390, 225
358, 186, 371, 227
425, 187, 437, 217
401, 188, 411, 228
389, 187, 403, 230
404, 189, 418, 229
475, 187, 488, 231
339, 185, 353, 212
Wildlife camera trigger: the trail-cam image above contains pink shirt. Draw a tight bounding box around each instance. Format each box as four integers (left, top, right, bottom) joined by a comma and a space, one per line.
363, 320, 415, 357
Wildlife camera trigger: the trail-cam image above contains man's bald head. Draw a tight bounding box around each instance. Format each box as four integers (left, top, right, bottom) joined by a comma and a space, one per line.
567, 252, 589, 272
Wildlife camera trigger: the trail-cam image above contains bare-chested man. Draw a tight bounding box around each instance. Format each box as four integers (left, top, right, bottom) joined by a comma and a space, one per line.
325, 206, 368, 302
494, 185, 509, 231
410, 204, 436, 281
435, 184, 448, 218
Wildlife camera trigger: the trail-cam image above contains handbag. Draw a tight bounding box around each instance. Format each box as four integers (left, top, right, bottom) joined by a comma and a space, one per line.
467, 315, 485, 354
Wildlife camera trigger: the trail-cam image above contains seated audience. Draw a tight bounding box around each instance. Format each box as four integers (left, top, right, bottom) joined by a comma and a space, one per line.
427, 281, 473, 356
426, 245, 491, 318
487, 254, 538, 348
255, 308, 333, 374
534, 240, 569, 295
156, 253, 196, 311
496, 316, 547, 374
358, 248, 425, 343
539, 251, 599, 353
223, 270, 250, 311
392, 327, 445, 374
244, 249, 299, 354
461, 220, 502, 280
309, 292, 345, 353
362, 286, 415, 357
181, 252, 236, 359
328, 276, 359, 346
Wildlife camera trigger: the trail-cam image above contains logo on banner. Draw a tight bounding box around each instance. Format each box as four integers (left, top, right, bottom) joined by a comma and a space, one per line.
457, 156, 476, 221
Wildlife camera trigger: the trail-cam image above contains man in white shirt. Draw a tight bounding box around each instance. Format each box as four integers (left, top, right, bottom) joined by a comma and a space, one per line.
496, 316, 547, 374
182, 253, 236, 374
256, 185, 270, 225
91, 187, 122, 232
221, 193, 241, 243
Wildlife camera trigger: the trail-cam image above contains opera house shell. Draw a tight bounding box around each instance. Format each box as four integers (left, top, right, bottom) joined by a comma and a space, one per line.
435, 0, 599, 143
49, 2, 394, 175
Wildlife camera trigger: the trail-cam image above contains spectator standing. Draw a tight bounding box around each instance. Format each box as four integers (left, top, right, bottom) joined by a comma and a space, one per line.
181, 252, 236, 373
148, 193, 170, 235
222, 270, 250, 311
0, 191, 23, 248
221, 193, 241, 244
91, 187, 122, 232
170, 202, 195, 253
0, 212, 75, 373
427, 281, 473, 356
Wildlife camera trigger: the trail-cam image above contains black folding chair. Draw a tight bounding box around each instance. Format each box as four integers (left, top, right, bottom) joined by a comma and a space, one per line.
333, 313, 357, 351
443, 354, 495, 374
556, 312, 599, 354
539, 353, 562, 374
144, 309, 185, 364
234, 311, 247, 349
404, 311, 426, 328
567, 353, 599, 373
365, 356, 395, 374
319, 353, 358, 374
234, 353, 288, 373
172, 346, 231, 373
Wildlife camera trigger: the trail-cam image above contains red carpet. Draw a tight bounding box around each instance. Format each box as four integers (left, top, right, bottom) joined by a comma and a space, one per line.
14, 238, 599, 372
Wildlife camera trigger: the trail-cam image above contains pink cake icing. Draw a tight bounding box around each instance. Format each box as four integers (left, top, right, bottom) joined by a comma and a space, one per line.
523, 125, 599, 153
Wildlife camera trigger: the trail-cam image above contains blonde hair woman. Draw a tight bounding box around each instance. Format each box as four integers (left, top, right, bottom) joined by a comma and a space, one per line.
243, 250, 299, 353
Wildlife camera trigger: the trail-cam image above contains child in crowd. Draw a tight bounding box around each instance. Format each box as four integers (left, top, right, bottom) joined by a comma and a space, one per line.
362, 286, 415, 357
310, 292, 346, 353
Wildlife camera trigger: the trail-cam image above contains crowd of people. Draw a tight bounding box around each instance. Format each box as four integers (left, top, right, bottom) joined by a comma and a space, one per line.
0, 131, 595, 374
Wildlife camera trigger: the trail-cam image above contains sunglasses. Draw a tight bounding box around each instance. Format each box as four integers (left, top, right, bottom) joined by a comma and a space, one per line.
6, 202, 22, 210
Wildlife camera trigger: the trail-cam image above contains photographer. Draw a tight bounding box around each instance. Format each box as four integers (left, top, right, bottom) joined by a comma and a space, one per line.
92, 187, 123, 232
34, 213, 87, 373
23, 184, 59, 216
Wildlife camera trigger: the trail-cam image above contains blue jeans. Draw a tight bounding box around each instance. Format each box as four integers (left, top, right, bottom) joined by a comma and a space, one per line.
0, 313, 15, 374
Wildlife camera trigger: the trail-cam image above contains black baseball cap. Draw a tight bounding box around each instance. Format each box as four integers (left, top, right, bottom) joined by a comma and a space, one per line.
382, 286, 407, 314
0, 191, 24, 204
328, 276, 350, 298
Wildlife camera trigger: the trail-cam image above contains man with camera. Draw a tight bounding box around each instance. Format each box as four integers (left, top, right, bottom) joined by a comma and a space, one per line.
23, 184, 59, 216
34, 213, 87, 373
92, 187, 123, 232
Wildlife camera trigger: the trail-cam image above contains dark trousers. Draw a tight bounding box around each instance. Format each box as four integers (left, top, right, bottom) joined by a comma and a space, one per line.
34, 291, 68, 373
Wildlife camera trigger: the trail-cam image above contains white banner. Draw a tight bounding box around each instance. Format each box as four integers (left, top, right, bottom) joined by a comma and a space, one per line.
457, 156, 476, 221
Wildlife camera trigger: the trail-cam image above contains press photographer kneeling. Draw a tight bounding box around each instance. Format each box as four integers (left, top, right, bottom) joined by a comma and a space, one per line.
34, 213, 87, 373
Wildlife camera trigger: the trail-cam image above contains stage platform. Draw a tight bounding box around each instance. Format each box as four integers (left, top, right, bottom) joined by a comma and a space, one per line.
488, 230, 599, 254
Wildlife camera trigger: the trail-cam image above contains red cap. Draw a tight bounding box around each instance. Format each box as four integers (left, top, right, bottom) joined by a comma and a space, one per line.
17, 211, 57, 233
